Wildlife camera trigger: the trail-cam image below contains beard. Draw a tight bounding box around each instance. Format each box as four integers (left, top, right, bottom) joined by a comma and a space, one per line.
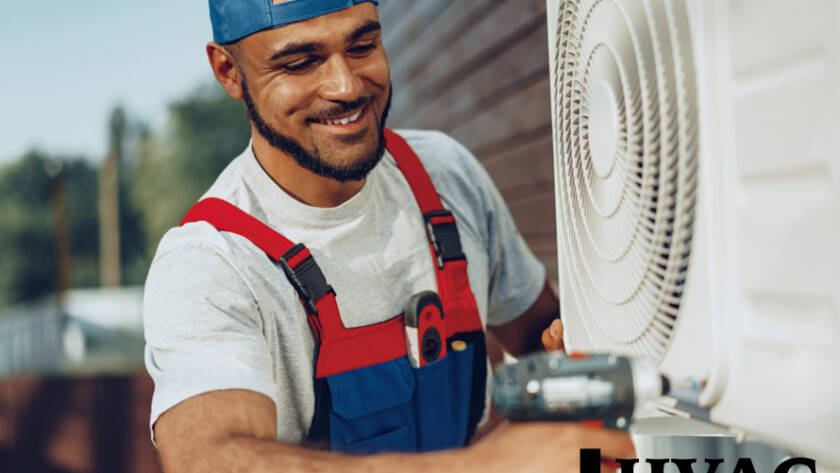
241, 78, 392, 182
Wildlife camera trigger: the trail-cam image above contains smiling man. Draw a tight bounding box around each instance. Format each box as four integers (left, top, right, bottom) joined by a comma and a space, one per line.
224, 9, 391, 200
143, 1, 632, 472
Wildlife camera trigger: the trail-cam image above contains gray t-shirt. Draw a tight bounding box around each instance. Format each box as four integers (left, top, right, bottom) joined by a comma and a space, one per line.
143, 129, 545, 444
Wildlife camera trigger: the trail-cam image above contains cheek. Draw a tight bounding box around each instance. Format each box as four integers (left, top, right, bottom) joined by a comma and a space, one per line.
358, 51, 390, 88
359, 59, 390, 113
261, 80, 315, 121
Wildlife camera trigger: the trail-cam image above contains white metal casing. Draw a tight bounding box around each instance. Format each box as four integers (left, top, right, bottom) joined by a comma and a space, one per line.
547, 0, 840, 465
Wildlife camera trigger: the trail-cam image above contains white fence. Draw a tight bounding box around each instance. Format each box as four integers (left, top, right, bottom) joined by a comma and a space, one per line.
0, 302, 63, 376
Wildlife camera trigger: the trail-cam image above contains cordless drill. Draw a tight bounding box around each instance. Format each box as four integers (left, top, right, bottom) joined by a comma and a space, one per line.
492, 352, 670, 429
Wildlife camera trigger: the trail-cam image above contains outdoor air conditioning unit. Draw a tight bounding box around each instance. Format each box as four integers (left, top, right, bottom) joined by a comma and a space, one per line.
547, 0, 840, 465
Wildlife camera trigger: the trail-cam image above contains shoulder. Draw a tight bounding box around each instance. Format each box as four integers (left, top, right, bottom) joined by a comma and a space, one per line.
143, 222, 265, 341
393, 129, 483, 179
152, 221, 235, 266
146, 141, 257, 274
145, 142, 278, 309
146, 223, 249, 303
149, 215, 266, 293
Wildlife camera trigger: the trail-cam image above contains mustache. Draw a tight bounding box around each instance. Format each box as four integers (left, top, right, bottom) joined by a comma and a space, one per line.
308, 97, 371, 122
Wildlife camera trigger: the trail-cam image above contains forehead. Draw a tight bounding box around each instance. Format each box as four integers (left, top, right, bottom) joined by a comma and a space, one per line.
238, 3, 380, 54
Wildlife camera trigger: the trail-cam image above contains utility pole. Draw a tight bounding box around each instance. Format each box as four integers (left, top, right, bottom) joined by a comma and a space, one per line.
99, 107, 125, 287
46, 160, 70, 301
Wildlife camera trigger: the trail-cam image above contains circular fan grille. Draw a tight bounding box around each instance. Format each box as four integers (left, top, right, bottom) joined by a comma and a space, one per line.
553, 0, 699, 361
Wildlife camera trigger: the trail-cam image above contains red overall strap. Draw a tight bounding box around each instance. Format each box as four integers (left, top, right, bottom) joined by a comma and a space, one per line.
181, 198, 331, 342
384, 129, 483, 337
180, 198, 408, 377
181, 198, 294, 259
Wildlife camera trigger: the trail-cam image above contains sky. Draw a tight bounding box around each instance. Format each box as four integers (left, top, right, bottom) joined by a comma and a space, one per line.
1, 1, 215, 163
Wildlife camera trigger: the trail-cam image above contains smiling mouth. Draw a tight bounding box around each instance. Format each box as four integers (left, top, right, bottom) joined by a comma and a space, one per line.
312, 101, 371, 127
320, 107, 365, 125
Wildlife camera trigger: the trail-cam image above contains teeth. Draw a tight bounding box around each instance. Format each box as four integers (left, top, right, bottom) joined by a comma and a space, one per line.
324, 108, 362, 125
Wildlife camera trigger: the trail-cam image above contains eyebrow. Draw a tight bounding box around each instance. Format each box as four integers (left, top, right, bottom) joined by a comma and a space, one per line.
345, 20, 381, 43
269, 42, 326, 62
268, 20, 382, 62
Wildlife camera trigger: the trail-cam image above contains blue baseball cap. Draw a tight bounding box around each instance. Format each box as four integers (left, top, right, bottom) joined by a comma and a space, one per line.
209, 0, 379, 44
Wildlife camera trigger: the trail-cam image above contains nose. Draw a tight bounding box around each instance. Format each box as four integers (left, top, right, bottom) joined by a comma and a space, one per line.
319, 54, 364, 103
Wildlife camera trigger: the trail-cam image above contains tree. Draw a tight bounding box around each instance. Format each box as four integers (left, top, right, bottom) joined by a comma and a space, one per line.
132, 83, 250, 256
0, 152, 100, 307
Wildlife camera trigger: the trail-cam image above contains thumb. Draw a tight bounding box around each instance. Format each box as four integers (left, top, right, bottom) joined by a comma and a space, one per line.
541, 319, 565, 351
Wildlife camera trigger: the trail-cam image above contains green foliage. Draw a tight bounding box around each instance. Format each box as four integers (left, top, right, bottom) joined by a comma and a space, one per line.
132, 83, 251, 256
0, 152, 101, 307
0, 83, 249, 307
119, 169, 148, 285
62, 159, 102, 288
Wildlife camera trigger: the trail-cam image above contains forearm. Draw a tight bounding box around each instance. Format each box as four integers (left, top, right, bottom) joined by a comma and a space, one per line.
153, 390, 473, 473
170, 434, 469, 473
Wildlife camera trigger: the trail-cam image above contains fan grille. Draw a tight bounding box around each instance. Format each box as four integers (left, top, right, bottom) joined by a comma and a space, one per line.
553, 0, 699, 361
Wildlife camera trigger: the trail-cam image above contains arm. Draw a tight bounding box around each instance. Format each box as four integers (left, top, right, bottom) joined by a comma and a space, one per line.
154, 389, 455, 473
154, 389, 634, 473
488, 280, 563, 357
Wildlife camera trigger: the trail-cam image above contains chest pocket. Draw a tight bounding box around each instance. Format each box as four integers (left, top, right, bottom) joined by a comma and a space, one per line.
326, 357, 418, 454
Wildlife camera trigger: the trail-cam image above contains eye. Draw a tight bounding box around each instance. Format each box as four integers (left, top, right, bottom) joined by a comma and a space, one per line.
281, 57, 319, 73
348, 42, 377, 56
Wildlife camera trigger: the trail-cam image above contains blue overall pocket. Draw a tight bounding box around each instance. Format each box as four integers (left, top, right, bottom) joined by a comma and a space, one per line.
414, 356, 453, 451
326, 357, 418, 454
444, 340, 476, 447
414, 339, 477, 451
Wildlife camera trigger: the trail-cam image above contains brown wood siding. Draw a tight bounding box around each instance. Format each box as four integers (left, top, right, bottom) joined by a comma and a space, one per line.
379, 0, 558, 288
0, 374, 161, 473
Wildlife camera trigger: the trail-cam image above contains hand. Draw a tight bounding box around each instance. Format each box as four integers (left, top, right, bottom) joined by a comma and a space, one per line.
463, 422, 635, 473
541, 318, 565, 352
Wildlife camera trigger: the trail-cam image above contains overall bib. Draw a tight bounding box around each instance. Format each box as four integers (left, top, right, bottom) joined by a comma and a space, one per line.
181, 129, 488, 454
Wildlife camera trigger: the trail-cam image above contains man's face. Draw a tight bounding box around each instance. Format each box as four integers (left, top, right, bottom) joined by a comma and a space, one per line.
230, 3, 390, 181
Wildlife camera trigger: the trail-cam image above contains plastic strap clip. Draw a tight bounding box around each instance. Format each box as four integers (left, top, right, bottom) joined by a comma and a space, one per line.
278, 243, 334, 315
424, 210, 465, 269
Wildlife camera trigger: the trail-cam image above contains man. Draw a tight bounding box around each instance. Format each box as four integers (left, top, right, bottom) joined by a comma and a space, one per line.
143, 1, 634, 472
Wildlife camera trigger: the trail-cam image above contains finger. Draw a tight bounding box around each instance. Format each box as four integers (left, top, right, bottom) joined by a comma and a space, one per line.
549, 319, 563, 340
549, 319, 565, 352
541, 327, 562, 351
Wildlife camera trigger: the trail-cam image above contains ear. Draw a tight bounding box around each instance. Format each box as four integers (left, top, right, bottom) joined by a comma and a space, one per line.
206, 42, 243, 100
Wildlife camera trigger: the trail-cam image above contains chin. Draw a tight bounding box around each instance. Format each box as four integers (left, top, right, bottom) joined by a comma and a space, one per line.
323, 137, 380, 160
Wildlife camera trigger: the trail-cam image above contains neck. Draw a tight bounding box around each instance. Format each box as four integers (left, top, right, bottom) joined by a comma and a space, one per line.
251, 131, 366, 208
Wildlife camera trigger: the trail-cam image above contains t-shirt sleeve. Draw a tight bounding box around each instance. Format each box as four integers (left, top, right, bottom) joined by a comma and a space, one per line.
143, 238, 278, 445
445, 136, 547, 327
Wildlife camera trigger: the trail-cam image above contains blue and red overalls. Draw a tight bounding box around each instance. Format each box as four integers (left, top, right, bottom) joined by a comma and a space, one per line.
181, 129, 487, 454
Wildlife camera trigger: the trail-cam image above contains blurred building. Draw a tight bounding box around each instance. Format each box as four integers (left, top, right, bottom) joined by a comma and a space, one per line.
0, 287, 144, 378
0, 288, 152, 473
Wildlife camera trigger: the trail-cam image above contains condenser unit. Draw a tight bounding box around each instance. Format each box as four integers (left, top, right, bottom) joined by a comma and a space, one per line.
547, 0, 840, 464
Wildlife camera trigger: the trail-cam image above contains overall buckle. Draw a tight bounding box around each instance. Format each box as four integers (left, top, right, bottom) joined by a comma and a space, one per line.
278, 243, 334, 315
423, 210, 465, 269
